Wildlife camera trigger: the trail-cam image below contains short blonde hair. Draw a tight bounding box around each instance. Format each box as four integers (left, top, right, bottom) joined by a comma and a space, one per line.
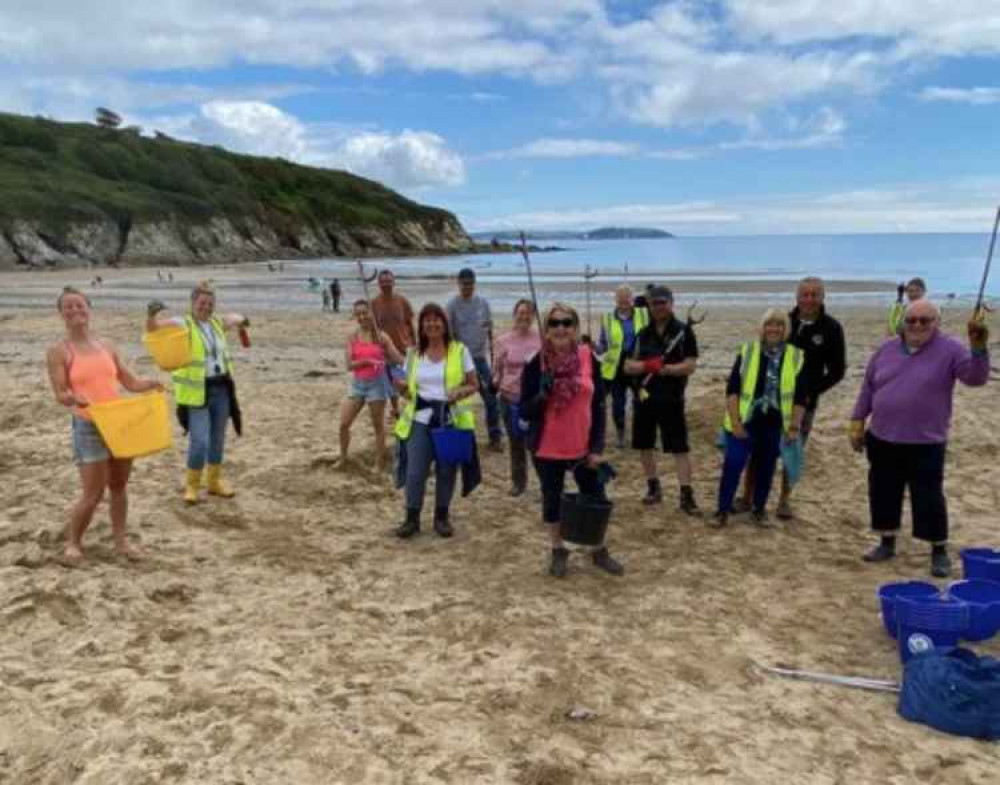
190, 280, 216, 301
615, 284, 633, 298
543, 302, 580, 330
759, 308, 790, 337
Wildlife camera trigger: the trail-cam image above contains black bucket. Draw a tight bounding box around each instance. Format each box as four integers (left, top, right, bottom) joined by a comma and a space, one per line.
559, 492, 613, 546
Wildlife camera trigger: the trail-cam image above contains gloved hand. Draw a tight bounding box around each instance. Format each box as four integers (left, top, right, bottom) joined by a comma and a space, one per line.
896, 283, 905, 302
643, 357, 664, 375
848, 420, 865, 452
540, 372, 555, 397
147, 299, 167, 318
968, 316, 989, 352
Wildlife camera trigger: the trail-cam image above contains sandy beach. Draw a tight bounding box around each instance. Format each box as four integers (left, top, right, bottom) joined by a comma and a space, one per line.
1, 262, 998, 784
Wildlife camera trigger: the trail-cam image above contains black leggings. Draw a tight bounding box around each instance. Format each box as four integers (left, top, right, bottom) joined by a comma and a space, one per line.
533, 457, 602, 524
866, 433, 948, 543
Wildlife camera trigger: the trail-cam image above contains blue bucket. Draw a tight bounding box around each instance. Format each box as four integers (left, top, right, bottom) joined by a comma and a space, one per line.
947, 580, 1000, 642
508, 403, 529, 439
896, 596, 969, 664
430, 426, 474, 466
960, 548, 1000, 581
877, 581, 940, 640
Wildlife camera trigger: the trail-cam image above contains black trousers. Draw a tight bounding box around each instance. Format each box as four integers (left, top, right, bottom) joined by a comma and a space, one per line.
866, 433, 948, 543
533, 457, 602, 524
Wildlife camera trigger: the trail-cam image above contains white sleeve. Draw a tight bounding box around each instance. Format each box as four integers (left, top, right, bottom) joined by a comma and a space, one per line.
461, 346, 476, 373
168, 316, 186, 327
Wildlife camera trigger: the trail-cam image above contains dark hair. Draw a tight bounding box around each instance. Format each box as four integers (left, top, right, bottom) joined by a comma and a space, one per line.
458, 267, 475, 282
377, 269, 394, 281
907, 277, 927, 292
512, 298, 535, 316
417, 303, 451, 354
352, 299, 369, 310
56, 285, 90, 311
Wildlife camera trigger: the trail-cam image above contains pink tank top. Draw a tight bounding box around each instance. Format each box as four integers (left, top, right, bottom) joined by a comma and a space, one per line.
351, 336, 386, 381
65, 340, 120, 420
536, 347, 594, 460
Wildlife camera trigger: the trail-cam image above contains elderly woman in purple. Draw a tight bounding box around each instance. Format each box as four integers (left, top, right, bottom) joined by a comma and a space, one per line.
850, 299, 989, 577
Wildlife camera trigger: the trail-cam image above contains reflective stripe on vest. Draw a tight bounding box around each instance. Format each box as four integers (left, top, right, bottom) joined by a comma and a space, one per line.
171, 316, 233, 407
600, 307, 649, 380
394, 341, 476, 440
723, 341, 804, 434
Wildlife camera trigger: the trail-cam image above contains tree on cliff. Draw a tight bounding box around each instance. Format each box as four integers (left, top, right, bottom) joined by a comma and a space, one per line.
95, 107, 122, 130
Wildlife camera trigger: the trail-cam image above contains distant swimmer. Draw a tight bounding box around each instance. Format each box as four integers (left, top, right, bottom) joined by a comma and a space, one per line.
46, 287, 163, 565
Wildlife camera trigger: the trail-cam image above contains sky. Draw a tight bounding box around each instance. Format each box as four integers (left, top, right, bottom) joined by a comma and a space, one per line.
2, 1, 1000, 235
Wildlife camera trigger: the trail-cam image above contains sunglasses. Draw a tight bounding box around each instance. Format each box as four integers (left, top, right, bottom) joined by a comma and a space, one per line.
904, 316, 936, 326
547, 317, 575, 329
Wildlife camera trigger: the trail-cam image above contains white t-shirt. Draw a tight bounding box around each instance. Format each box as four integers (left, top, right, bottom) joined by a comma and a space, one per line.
168, 316, 230, 378
412, 345, 475, 425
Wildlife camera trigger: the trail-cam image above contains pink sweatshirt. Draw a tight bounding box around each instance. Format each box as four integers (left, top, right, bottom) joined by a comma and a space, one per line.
493, 330, 541, 402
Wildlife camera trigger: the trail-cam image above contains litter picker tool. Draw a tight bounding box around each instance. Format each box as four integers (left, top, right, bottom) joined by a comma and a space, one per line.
637, 301, 707, 400
756, 663, 900, 694
974, 205, 1000, 320
583, 265, 598, 339
519, 233, 547, 344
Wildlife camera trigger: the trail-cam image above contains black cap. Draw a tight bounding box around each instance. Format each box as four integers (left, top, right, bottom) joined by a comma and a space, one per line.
457, 267, 476, 281
648, 285, 673, 302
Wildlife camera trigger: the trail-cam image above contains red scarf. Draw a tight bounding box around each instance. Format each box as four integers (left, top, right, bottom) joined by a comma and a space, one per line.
542, 340, 581, 411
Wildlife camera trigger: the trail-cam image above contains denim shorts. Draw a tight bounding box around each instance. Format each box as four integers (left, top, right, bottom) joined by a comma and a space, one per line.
349, 375, 391, 403
72, 416, 111, 465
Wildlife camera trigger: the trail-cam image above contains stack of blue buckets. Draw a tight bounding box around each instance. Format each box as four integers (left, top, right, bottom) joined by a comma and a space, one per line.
878, 548, 1000, 663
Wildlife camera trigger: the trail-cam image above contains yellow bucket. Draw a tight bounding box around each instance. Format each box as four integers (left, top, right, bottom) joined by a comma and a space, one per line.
89, 391, 173, 459
143, 325, 191, 371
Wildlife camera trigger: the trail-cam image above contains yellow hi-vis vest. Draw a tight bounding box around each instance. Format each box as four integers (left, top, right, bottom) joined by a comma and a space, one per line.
394, 341, 476, 440
723, 341, 804, 434
888, 302, 905, 335
600, 307, 649, 380
171, 316, 233, 407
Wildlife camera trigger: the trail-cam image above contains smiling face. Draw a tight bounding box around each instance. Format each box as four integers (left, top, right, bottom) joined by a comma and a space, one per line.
649, 296, 673, 323
796, 282, 824, 320
192, 292, 215, 321
906, 282, 926, 303
513, 302, 534, 331
59, 292, 90, 330
353, 302, 372, 330
762, 319, 786, 346
545, 307, 577, 350
903, 300, 938, 348
378, 271, 394, 296
615, 288, 632, 311
422, 312, 445, 341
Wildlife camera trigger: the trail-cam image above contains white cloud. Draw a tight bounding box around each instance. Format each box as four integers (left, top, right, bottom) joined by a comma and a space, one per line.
333, 130, 466, 188
189, 100, 311, 161
919, 86, 1000, 105
487, 138, 640, 159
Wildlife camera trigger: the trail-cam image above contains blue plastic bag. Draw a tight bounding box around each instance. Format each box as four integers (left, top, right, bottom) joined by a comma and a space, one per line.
898, 648, 1000, 740
781, 437, 804, 486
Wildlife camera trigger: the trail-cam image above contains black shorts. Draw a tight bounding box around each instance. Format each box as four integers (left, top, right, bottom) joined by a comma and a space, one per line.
632, 398, 689, 453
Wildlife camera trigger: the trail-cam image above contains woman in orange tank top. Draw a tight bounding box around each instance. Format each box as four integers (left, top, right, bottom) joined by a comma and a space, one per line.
46, 286, 163, 566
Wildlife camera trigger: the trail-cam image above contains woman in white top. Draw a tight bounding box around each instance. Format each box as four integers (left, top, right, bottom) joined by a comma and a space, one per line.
394, 303, 478, 539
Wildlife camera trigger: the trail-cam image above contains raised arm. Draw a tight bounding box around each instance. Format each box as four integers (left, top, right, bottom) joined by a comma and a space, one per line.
107, 341, 162, 394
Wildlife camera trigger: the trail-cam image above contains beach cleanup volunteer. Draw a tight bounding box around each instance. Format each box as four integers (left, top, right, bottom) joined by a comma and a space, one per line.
624, 285, 699, 514
47, 286, 163, 565
394, 303, 479, 539
851, 299, 989, 577
520, 303, 624, 578
146, 282, 248, 504
340, 299, 404, 471
715, 309, 807, 527
371, 269, 416, 419
492, 299, 542, 496
888, 277, 927, 336
447, 267, 503, 451
596, 284, 649, 448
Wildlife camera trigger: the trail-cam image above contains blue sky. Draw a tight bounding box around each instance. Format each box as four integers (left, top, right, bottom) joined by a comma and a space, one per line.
2, 1, 999, 235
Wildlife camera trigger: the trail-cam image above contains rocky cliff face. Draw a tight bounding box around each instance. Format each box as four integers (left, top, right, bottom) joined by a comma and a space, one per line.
0, 214, 475, 270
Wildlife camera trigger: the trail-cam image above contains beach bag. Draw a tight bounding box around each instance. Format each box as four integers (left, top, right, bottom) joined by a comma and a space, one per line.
898, 648, 1000, 740
781, 437, 804, 486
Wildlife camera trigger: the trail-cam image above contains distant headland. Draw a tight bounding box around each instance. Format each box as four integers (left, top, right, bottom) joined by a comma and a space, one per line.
472, 227, 674, 242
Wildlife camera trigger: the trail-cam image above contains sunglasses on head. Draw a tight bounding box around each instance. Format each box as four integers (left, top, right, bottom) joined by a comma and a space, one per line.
904, 316, 936, 326
547, 317, 575, 328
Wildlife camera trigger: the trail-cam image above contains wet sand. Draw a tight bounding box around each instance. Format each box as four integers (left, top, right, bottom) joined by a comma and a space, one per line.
1, 264, 998, 784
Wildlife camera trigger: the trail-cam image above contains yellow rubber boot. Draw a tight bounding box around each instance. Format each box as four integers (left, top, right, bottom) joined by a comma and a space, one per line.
183, 469, 202, 504
205, 464, 235, 498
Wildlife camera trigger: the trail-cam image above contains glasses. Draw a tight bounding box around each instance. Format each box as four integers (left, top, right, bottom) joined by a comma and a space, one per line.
547, 317, 575, 329
904, 316, 936, 326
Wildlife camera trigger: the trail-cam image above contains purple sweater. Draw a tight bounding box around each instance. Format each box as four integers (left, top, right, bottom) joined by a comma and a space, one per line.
852, 331, 989, 444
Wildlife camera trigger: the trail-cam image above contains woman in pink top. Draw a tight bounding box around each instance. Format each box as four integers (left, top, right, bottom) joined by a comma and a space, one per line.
340, 299, 404, 471
45, 287, 163, 566
519, 303, 623, 578
492, 298, 541, 496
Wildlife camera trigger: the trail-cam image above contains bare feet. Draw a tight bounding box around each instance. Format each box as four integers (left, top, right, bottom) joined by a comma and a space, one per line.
58, 544, 85, 568
114, 541, 147, 561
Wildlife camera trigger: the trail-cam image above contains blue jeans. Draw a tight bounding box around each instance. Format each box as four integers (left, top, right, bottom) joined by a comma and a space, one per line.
717, 411, 783, 514
404, 421, 458, 513
473, 356, 502, 442
187, 381, 230, 470
606, 376, 631, 434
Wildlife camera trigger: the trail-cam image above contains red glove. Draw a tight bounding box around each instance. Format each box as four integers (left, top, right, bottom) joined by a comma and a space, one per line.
643, 357, 664, 375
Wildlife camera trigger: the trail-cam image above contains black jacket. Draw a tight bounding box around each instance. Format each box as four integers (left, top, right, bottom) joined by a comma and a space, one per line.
520, 348, 605, 456
789, 306, 846, 410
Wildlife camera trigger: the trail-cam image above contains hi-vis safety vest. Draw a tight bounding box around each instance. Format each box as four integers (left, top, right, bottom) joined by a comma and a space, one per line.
888, 302, 905, 335
600, 307, 649, 380
171, 316, 233, 407
394, 341, 476, 440
723, 341, 804, 434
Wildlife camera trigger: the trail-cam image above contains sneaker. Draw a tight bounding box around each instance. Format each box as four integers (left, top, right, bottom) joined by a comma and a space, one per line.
862, 542, 896, 563
642, 480, 663, 506
750, 509, 771, 527
549, 547, 569, 578
930, 550, 952, 578
775, 499, 794, 520
679, 487, 700, 516
710, 511, 728, 528
592, 547, 625, 576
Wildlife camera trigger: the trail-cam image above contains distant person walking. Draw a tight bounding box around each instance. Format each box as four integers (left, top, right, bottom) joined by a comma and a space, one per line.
340, 300, 404, 471
146, 282, 249, 504
492, 298, 542, 496
447, 268, 503, 450
888, 277, 927, 336
596, 284, 648, 448
322, 287, 331, 312
371, 269, 416, 419
46, 287, 163, 564
851, 299, 989, 577
623, 285, 699, 514
331, 278, 342, 313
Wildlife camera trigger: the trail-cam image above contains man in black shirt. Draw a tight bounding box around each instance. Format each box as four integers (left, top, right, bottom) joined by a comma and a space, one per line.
625, 285, 700, 514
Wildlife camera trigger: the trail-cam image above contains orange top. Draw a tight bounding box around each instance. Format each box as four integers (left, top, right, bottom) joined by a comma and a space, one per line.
66, 340, 120, 420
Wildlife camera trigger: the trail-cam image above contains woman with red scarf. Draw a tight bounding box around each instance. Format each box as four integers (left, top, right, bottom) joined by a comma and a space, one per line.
520, 303, 624, 578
